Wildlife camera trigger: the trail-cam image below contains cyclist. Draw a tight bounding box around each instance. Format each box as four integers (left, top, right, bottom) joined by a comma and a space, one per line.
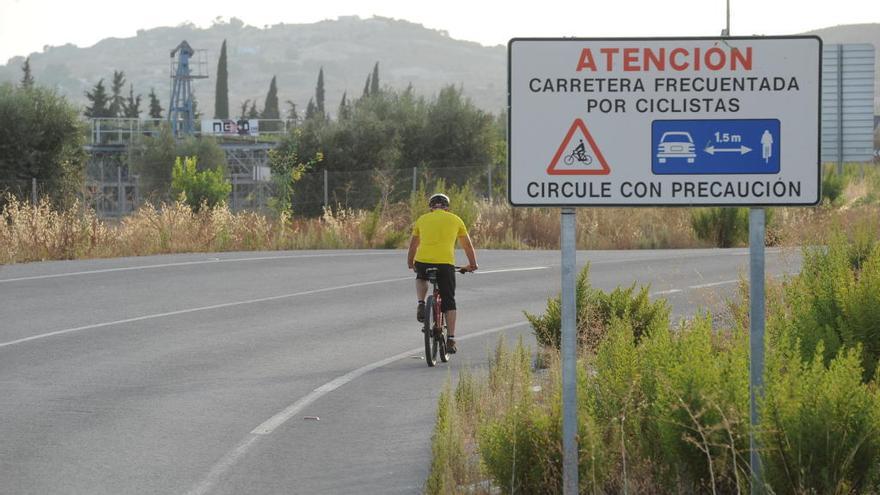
407, 193, 478, 354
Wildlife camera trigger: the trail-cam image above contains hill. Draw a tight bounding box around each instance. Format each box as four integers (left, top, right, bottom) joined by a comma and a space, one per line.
0, 16, 507, 117
1, 19, 877, 117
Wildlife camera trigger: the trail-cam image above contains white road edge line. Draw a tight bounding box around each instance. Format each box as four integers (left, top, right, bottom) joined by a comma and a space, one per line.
185, 321, 529, 495
0, 252, 398, 284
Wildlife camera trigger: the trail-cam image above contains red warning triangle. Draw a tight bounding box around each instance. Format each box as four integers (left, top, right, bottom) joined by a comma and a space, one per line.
547, 119, 611, 175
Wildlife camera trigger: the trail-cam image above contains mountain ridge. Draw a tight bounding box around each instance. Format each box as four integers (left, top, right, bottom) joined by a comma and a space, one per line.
2, 17, 877, 115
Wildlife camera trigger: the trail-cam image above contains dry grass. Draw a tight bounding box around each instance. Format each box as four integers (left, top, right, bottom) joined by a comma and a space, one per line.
3, 171, 879, 264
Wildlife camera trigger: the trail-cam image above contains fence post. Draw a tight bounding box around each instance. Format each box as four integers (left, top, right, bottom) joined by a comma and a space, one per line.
117, 166, 124, 216
412, 166, 417, 193
324, 169, 329, 208
32, 177, 37, 204
487, 164, 493, 203
232, 175, 237, 211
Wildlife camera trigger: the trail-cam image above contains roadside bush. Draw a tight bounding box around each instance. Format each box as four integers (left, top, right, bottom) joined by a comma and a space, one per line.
171, 156, 232, 211
773, 227, 880, 380
690, 207, 749, 247
762, 345, 880, 494
822, 167, 849, 205
524, 265, 669, 351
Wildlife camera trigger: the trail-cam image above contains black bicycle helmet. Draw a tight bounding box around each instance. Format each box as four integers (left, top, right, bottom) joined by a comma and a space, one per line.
428, 193, 450, 208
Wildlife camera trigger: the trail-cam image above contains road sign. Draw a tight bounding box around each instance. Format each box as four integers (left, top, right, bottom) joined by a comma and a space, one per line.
508, 37, 822, 206
821, 43, 876, 163
652, 119, 780, 174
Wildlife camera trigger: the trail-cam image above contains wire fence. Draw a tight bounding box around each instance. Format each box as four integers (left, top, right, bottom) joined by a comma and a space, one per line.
1, 164, 505, 218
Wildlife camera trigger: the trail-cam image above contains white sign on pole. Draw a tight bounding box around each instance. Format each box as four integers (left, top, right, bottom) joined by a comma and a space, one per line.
509, 37, 822, 207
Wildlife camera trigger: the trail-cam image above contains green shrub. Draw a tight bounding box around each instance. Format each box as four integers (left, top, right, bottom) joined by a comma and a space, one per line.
171, 156, 231, 211
822, 167, 849, 205
525, 265, 669, 351
690, 207, 749, 247
776, 229, 880, 380
425, 384, 466, 495
762, 345, 880, 494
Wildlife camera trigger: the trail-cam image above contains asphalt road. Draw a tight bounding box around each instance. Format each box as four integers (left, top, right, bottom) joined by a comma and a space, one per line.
0, 248, 802, 494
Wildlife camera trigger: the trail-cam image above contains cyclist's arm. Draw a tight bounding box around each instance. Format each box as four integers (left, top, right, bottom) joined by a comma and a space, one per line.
458, 234, 478, 272
407, 235, 419, 270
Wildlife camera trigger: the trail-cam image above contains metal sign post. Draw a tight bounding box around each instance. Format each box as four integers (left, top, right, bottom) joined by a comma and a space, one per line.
749, 208, 766, 494
560, 207, 578, 493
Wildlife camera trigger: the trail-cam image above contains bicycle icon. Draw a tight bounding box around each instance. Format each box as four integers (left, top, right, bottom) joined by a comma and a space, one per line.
563, 139, 593, 166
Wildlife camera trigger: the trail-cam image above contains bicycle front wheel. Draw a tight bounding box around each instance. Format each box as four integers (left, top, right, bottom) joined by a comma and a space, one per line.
424, 295, 438, 366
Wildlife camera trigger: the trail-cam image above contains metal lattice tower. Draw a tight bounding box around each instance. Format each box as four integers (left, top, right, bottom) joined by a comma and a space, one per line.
168, 41, 208, 136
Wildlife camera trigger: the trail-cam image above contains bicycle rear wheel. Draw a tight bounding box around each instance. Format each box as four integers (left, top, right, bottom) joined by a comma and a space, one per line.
424, 295, 438, 366
438, 316, 450, 363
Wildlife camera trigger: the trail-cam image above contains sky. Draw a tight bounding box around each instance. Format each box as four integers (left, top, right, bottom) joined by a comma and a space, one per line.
1, 0, 879, 63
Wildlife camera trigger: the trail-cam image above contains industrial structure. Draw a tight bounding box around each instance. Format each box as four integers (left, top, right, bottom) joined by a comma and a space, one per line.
83, 41, 286, 217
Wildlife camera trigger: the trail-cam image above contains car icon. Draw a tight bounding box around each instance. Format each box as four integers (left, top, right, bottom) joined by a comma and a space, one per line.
657, 131, 696, 163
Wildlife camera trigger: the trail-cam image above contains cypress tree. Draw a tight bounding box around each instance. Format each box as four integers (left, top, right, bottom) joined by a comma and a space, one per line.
108, 70, 126, 117
20, 57, 34, 89
285, 100, 298, 123
247, 101, 259, 119
84, 79, 111, 118
315, 67, 325, 116
214, 40, 229, 119
362, 73, 371, 98
338, 92, 351, 120
370, 62, 380, 95
123, 84, 142, 118
148, 88, 163, 118
261, 76, 279, 119
305, 98, 316, 120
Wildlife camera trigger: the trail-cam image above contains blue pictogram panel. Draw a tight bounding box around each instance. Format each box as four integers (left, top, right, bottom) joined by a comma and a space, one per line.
652, 119, 781, 175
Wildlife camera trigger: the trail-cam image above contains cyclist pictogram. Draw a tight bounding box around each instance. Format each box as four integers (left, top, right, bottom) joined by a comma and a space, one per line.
547, 119, 611, 175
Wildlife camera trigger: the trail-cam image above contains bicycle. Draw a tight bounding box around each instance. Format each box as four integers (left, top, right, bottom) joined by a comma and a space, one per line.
422, 266, 469, 367
563, 149, 593, 166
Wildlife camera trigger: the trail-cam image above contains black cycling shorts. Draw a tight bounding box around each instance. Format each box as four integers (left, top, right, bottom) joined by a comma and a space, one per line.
414, 262, 456, 312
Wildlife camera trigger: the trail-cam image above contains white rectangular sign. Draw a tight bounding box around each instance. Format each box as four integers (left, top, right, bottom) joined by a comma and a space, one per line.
200, 119, 260, 136
508, 37, 822, 206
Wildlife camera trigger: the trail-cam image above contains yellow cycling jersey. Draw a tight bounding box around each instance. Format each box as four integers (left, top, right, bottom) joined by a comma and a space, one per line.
412, 209, 468, 265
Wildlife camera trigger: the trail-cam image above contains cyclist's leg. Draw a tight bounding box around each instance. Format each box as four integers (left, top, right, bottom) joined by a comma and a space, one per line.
437, 265, 457, 337
414, 262, 429, 322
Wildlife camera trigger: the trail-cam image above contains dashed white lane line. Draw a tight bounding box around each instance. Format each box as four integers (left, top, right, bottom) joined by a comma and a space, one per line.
0, 276, 412, 349
184, 321, 528, 495
0, 267, 550, 350
0, 252, 398, 284
688, 279, 739, 289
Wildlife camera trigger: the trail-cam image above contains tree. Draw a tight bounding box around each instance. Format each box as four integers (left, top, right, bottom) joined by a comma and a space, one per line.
370, 62, 380, 95
123, 84, 142, 118
20, 57, 34, 89
362, 74, 371, 98
247, 101, 259, 119
0, 83, 85, 206
338, 92, 352, 120
239, 99, 250, 119
261, 76, 280, 132
315, 67, 325, 116
171, 156, 231, 211
285, 100, 298, 124
84, 79, 112, 118
108, 70, 126, 117
148, 88, 163, 118
305, 98, 316, 120
214, 40, 229, 119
